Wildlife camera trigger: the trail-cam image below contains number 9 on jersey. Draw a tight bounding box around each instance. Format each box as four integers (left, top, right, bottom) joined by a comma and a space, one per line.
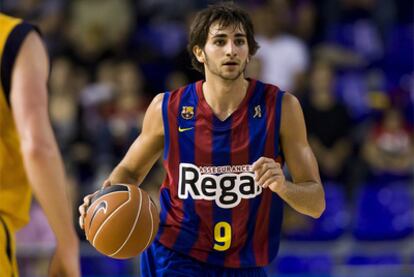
213, 221, 231, 251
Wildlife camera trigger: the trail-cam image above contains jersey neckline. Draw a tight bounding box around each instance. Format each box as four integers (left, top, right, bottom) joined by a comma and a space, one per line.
194, 78, 257, 130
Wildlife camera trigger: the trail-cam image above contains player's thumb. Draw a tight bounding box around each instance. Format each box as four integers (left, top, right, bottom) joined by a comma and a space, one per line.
102, 179, 111, 188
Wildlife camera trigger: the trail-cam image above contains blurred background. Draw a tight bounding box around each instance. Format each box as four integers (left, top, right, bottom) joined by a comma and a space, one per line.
1, 0, 413, 276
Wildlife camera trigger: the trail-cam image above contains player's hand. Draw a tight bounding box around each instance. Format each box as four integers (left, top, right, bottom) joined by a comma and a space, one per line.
78, 180, 111, 229
49, 241, 80, 277
252, 157, 286, 194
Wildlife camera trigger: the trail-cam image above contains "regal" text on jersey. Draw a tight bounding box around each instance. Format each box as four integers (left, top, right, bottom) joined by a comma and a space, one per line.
178, 163, 262, 209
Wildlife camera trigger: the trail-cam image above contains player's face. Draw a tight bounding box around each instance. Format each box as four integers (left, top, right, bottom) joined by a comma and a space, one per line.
199, 22, 249, 81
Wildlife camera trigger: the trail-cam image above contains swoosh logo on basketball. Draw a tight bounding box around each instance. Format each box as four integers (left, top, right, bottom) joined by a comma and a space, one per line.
89, 201, 108, 227
178, 126, 193, 132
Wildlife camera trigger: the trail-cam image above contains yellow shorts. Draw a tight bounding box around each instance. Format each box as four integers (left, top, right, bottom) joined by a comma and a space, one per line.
0, 215, 18, 277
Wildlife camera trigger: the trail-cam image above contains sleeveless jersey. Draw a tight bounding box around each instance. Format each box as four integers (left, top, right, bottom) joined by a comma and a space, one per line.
157, 79, 285, 268
0, 13, 37, 230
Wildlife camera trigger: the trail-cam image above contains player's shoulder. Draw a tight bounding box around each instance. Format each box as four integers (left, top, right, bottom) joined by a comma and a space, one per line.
142, 93, 164, 135
3, 16, 43, 58
148, 93, 165, 115
152, 92, 165, 104
17, 31, 47, 63
281, 92, 300, 109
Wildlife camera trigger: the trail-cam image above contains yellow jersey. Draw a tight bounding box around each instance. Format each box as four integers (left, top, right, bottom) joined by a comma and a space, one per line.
0, 13, 36, 231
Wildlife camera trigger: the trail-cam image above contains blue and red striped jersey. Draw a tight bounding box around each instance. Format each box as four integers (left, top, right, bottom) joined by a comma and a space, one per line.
156, 79, 285, 268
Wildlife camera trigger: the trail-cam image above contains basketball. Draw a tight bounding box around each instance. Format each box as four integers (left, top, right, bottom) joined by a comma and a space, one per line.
83, 184, 159, 259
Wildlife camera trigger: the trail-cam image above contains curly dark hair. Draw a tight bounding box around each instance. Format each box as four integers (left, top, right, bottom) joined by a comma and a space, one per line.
187, 2, 259, 73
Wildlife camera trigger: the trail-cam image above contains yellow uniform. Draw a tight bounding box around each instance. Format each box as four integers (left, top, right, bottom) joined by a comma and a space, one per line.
0, 13, 37, 277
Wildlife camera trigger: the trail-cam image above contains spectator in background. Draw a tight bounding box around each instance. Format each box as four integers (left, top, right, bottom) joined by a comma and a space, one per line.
313, 0, 387, 121
303, 61, 352, 184
65, 0, 134, 76
291, 0, 318, 46
111, 61, 147, 159
49, 57, 82, 155
1, 0, 68, 57
362, 108, 414, 184
252, 0, 309, 93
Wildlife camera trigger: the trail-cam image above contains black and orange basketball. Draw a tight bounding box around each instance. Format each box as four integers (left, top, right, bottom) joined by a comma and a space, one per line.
84, 184, 159, 259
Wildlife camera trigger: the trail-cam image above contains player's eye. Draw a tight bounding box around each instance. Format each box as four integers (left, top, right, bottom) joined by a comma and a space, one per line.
214, 39, 225, 46
235, 39, 246, 46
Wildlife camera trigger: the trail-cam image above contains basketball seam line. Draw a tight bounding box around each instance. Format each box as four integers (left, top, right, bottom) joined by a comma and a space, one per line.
109, 188, 143, 257
91, 186, 133, 247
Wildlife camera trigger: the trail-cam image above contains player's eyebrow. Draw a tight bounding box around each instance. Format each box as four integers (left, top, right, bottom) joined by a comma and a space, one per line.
211, 33, 247, 38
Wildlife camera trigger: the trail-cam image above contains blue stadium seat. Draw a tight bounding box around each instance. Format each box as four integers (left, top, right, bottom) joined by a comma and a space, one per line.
346, 254, 402, 266
353, 182, 414, 240
345, 254, 405, 277
271, 254, 332, 276
284, 182, 348, 240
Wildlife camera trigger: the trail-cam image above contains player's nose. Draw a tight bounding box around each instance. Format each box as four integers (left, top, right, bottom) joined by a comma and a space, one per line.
225, 41, 237, 57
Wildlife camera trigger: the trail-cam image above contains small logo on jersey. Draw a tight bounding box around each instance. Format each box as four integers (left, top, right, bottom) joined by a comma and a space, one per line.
178, 126, 194, 132
253, 105, 262, 118
89, 201, 107, 227
181, 106, 194, 120
178, 163, 262, 209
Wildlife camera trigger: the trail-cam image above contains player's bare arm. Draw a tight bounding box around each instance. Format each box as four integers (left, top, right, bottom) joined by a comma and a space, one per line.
252, 93, 325, 219
11, 31, 80, 276
79, 93, 164, 228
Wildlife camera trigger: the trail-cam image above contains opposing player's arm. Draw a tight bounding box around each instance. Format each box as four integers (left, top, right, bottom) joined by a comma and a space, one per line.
10, 31, 80, 275
278, 93, 325, 218
107, 93, 165, 186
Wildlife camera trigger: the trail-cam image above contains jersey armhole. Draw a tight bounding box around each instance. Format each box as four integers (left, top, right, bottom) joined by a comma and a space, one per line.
1, 22, 40, 106
274, 90, 285, 158
162, 92, 171, 160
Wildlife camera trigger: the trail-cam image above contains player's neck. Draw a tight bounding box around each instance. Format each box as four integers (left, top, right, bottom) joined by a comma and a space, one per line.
202, 75, 249, 120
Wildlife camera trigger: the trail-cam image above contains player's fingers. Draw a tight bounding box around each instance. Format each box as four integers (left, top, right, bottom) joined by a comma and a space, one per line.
253, 157, 278, 172
251, 157, 267, 171
78, 215, 84, 230
78, 204, 85, 215
254, 167, 265, 182
262, 177, 278, 189
257, 168, 278, 187
254, 160, 277, 181
83, 191, 98, 206
83, 195, 91, 206
102, 179, 111, 188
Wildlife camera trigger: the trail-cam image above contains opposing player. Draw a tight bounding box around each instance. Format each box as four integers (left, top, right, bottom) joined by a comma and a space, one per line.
79, 2, 325, 276
0, 14, 80, 276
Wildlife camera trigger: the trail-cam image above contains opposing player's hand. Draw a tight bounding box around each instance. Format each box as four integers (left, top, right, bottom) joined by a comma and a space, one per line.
78, 180, 111, 229
252, 157, 286, 194
49, 240, 80, 277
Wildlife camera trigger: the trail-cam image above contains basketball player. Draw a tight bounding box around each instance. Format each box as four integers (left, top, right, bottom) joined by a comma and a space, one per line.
79, 3, 325, 276
0, 14, 80, 276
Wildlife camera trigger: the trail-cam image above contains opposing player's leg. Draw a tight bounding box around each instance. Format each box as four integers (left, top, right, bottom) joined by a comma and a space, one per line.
0, 215, 18, 277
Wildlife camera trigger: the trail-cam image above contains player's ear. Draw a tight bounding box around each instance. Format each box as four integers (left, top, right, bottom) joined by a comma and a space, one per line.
193, 45, 205, 63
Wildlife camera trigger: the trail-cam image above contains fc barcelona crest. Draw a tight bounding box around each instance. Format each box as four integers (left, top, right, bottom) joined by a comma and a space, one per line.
181, 106, 194, 120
